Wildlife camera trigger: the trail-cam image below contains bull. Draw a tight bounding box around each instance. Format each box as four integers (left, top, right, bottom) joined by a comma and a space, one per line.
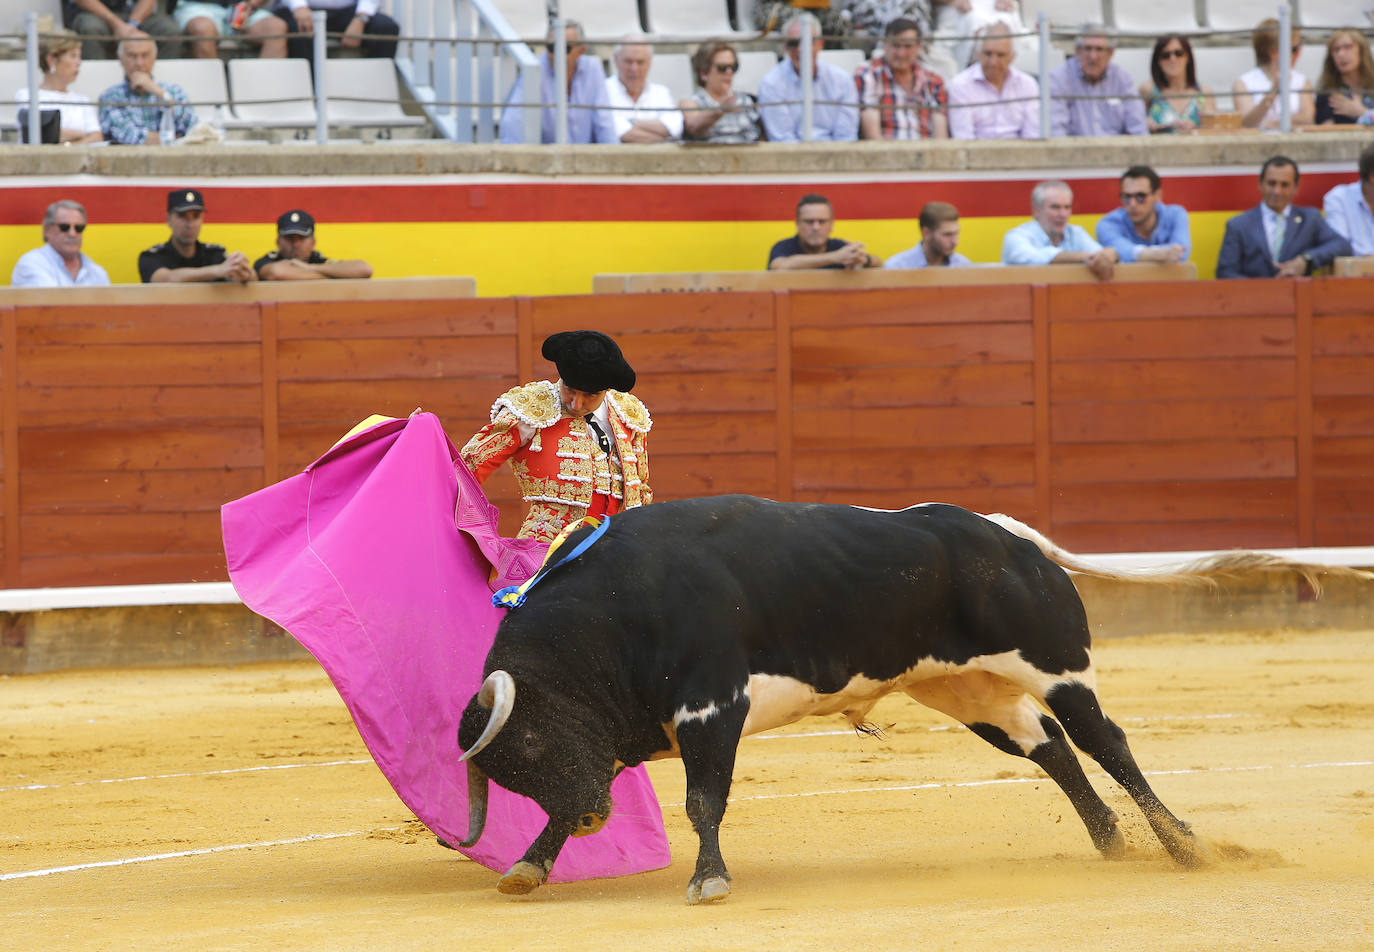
455, 496, 1311, 903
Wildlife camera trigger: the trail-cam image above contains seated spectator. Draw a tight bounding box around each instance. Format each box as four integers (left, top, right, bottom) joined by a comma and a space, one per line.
140, 190, 257, 284
947, 23, 1039, 140
886, 202, 970, 268
1314, 29, 1374, 126
680, 41, 763, 144
10, 201, 111, 288
14, 30, 103, 144
1094, 166, 1190, 263
1049, 26, 1147, 136
1234, 18, 1314, 130
857, 18, 948, 140
1216, 156, 1350, 278
97, 33, 196, 145
274, 0, 401, 62
605, 37, 683, 143
255, 210, 373, 280
176, 0, 285, 59
64, 0, 178, 60
1322, 143, 1374, 257
499, 20, 616, 145
1141, 34, 1215, 134
768, 193, 881, 270
757, 15, 860, 142
1002, 180, 1117, 281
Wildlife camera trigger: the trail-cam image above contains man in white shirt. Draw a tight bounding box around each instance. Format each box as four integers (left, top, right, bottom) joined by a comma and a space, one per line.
605, 38, 683, 144
1323, 143, 1374, 257
10, 200, 111, 288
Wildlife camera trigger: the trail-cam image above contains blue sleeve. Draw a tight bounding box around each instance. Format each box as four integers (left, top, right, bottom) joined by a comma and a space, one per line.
167, 84, 195, 137
498, 78, 527, 143
756, 71, 798, 143
828, 70, 860, 142
1094, 211, 1140, 262
10, 253, 40, 287
1168, 206, 1192, 261
1048, 69, 1070, 137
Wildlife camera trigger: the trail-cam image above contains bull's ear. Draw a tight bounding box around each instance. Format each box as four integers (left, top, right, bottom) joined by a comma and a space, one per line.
460, 670, 515, 762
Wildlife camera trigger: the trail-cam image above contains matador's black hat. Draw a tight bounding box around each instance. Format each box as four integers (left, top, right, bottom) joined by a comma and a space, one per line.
542, 330, 636, 393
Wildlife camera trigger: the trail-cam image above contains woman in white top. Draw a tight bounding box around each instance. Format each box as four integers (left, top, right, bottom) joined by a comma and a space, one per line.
14, 30, 103, 145
1233, 17, 1314, 130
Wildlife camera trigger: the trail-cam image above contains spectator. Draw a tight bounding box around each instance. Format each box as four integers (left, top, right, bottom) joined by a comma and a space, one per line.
274, 0, 401, 62
1321, 143, 1374, 257
139, 190, 257, 284
255, 210, 374, 280
1216, 156, 1351, 279
768, 194, 881, 270
1141, 34, 1215, 134
1315, 29, 1374, 126
886, 201, 971, 268
97, 33, 196, 145
1049, 26, 1147, 136
64, 0, 178, 60
176, 0, 285, 59
605, 37, 683, 143
13, 30, 103, 144
757, 15, 860, 142
947, 22, 1039, 139
930, 0, 1037, 77
1002, 180, 1117, 281
10, 200, 111, 288
1094, 166, 1190, 263
1234, 18, 1314, 130
679, 40, 763, 144
857, 18, 948, 140
499, 20, 616, 145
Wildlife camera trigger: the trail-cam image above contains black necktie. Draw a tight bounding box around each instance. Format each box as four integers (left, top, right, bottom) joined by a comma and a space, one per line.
584, 415, 610, 455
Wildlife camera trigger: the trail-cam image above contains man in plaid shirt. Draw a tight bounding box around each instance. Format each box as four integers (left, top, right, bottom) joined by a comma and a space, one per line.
98, 34, 196, 145
856, 18, 948, 140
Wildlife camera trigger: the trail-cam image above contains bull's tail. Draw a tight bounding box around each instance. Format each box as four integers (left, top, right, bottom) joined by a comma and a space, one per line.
980, 511, 1373, 597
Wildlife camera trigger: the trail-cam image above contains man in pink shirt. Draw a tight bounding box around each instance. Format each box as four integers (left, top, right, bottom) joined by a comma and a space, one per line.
947, 22, 1040, 139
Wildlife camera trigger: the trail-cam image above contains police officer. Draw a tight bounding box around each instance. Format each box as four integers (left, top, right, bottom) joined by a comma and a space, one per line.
254, 210, 373, 281
138, 189, 256, 284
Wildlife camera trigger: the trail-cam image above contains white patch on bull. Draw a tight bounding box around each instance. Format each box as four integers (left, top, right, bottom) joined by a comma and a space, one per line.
848, 502, 937, 514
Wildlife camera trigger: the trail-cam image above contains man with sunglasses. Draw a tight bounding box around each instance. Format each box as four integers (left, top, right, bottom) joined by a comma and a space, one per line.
11, 200, 111, 288
498, 19, 616, 145
1048, 25, 1146, 137
758, 14, 859, 142
1094, 166, 1190, 264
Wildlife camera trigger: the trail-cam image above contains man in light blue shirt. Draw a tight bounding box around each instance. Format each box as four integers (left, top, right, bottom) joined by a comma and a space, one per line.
1048, 27, 1147, 137
1002, 180, 1118, 280
499, 20, 617, 145
757, 15, 859, 142
886, 202, 972, 268
10, 200, 112, 288
1322, 143, 1374, 257
1095, 165, 1190, 263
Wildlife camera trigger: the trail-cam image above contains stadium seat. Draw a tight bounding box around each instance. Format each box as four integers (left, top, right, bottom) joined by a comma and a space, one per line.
818, 47, 865, 77
1109, 46, 1154, 89
651, 51, 695, 102
1018, 0, 1106, 29
733, 50, 779, 98
0, 59, 26, 135
68, 58, 125, 103
1192, 45, 1257, 109
154, 58, 231, 116
1113, 0, 1202, 35
558, 0, 644, 42
228, 57, 317, 128
1299, 0, 1371, 28
643, 0, 745, 39
1202, 0, 1267, 34
491, 0, 549, 41
322, 58, 426, 132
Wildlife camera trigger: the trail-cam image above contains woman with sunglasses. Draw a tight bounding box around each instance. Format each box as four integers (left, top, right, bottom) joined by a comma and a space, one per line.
1140, 34, 1214, 134
1315, 29, 1374, 125
1233, 17, 1314, 129
679, 40, 764, 144
13, 30, 103, 144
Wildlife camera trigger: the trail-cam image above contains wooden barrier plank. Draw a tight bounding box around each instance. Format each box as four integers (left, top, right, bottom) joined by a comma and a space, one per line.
1052, 398, 1295, 443
1052, 438, 1295, 484
583, 330, 779, 374
1312, 356, 1374, 396
2, 306, 15, 588
276, 336, 516, 382
531, 293, 776, 335
792, 323, 1033, 368
1313, 436, 1374, 476
20, 427, 264, 471
805, 486, 1037, 516
275, 298, 517, 340
1315, 514, 1374, 545
786, 285, 1034, 328
1050, 316, 1296, 362
1313, 395, 1374, 436
17, 384, 262, 427
647, 452, 779, 498
1048, 279, 1289, 321
21, 469, 264, 514
1316, 270, 1374, 293
1312, 314, 1374, 354
278, 378, 518, 425
1314, 477, 1374, 514
19, 552, 229, 588
18, 343, 261, 388
793, 444, 1035, 491
1052, 357, 1295, 402
634, 371, 776, 413
1054, 520, 1300, 552
795, 405, 1033, 450
647, 411, 777, 454
1052, 479, 1298, 523
794, 363, 1032, 409
16, 304, 261, 345
21, 511, 225, 557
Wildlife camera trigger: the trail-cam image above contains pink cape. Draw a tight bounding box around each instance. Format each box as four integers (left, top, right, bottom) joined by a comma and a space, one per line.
220, 412, 671, 882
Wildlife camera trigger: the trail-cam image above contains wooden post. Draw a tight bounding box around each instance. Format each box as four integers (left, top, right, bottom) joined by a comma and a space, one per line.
1, 308, 18, 587
1294, 278, 1314, 547
774, 290, 793, 501
260, 302, 279, 486
1031, 284, 1051, 530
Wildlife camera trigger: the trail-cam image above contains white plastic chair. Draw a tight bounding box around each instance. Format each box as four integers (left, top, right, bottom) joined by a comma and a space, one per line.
1113, 0, 1202, 35
643, 0, 745, 39
1192, 45, 1258, 110
559, 0, 644, 42
733, 50, 778, 98
1203, 0, 1268, 34
154, 58, 231, 116
491, 0, 549, 41
650, 51, 696, 102
321, 58, 426, 131
1299, 0, 1369, 28
227, 57, 317, 128
817, 48, 866, 77
1110, 47, 1155, 89
69, 58, 125, 103
1019, 0, 1106, 29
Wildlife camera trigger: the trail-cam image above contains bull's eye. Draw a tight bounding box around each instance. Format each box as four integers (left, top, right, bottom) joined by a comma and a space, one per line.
522, 731, 538, 752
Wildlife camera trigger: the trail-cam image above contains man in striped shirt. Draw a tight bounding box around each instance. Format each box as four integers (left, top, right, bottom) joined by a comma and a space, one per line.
857, 18, 948, 140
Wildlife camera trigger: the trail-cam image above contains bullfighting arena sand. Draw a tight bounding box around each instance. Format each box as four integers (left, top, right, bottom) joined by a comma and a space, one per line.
3, 626, 1372, 952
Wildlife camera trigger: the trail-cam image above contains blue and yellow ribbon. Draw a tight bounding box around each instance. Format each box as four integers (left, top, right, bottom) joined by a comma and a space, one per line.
492, 514, 611, 610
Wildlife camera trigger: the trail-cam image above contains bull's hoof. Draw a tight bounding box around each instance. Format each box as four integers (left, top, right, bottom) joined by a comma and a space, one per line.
1096, 827, 1127, 860
497, 861, 548, 895
1165, 831, 1212, 869
686, 876, 731, 905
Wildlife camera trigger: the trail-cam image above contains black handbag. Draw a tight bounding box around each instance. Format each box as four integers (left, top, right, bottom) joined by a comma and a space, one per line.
17, 107, 61, 144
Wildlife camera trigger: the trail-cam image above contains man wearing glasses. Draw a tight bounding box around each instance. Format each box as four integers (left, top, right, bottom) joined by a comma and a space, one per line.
758, 15, 859, 142
1048, 26, 1146, 137
498, 19, 616, 145
1094, 166, 1190, 264
10, 200, 111, 288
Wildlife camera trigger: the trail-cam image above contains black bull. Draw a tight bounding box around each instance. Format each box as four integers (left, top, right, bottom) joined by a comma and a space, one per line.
455, 495, 1305, 903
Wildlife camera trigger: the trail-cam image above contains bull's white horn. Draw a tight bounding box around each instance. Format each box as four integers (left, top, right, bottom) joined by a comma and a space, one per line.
458, 670, 515, 763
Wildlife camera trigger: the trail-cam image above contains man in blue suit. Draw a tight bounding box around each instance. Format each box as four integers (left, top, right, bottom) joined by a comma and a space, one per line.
1217, 156, 1352, 278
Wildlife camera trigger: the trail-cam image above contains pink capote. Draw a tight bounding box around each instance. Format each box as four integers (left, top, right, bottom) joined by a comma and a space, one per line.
220, 412, 671, 882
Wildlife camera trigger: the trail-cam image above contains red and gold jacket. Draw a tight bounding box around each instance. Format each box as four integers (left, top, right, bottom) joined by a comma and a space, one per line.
459, 380, 653, 543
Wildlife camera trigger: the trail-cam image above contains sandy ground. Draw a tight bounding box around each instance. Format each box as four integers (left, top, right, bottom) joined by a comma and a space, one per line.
2, 627, 1372, 952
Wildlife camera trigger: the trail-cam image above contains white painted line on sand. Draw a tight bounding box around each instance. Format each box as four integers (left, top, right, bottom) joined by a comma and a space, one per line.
0, 759, 372, 794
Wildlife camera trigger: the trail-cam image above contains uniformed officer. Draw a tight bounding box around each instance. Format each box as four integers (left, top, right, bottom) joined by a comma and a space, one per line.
253, 209, 374, 282
138, 189, 256, 284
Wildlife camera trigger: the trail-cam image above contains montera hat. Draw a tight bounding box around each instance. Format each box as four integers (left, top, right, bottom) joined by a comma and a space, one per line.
541, 330, 636, 393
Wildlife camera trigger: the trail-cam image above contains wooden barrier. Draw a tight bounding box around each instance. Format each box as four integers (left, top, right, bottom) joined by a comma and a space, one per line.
1332, 257, 1374, 277
591, 263, 1198, 293
0, 275, 1370, 589
0, 277, 477, 307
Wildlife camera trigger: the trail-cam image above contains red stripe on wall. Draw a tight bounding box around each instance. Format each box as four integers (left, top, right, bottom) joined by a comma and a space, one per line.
2, 173, 1350, 225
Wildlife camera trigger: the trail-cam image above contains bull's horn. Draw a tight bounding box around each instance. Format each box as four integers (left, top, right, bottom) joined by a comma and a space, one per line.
458, 670, 515, 763
456, 761, 489, 847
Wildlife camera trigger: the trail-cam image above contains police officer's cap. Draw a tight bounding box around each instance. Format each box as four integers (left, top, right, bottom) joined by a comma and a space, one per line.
168, 189, 205, 213
276, 209, 315, 237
